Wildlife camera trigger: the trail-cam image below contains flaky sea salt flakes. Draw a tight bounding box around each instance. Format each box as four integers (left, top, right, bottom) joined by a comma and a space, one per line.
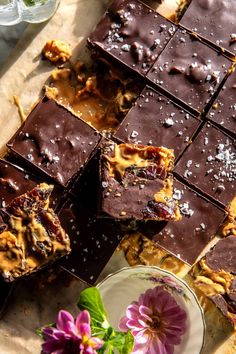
130, 130, 139, 138
164, 117, 174, 127
179, 202, 194, 217
173, 188, 182, 201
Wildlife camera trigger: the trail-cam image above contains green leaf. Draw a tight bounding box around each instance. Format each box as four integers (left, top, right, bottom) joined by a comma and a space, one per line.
77, 287, 109, 328
107, 331, 134, 354
78, 287, 134, 354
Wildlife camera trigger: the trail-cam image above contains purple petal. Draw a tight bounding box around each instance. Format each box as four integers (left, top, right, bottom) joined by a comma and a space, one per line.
81, 347, 94, 354
76, 310, 90, 329
42, 339, 66, 354
148, 336, 173, 354
79, 323, 91, 338
126, 304, 140, 320
139, 305, 152, 319
43, 328, 71, 341
127, 319, 145, 329
89, 337, 104, 349
56, 310, 75, 332
118, 315, 130, 331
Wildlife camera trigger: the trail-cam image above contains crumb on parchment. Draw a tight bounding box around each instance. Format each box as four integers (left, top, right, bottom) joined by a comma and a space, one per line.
42, 39, 72, 63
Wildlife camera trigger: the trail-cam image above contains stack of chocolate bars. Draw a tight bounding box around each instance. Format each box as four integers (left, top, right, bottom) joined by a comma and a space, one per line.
0, 0, 235, 328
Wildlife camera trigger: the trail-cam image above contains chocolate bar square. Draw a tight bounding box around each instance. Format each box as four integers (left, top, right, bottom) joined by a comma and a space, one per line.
114, 86, 201, 160
140, 179, 225, 265
174, 122, 236, 207
0, 184, 71, 282
99, 140, 181, 221
88, 0, 176, 75
7, 97, 101, 187
58, 200, 123, 284
208, 70, 236, 136
192, 235, 236, 328
0, 159, 62, 210
180, 0, 236, 55
147, 29, 232, 114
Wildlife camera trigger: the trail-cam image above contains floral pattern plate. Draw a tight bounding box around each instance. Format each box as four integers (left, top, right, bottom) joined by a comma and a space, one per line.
97, 266, 205, 354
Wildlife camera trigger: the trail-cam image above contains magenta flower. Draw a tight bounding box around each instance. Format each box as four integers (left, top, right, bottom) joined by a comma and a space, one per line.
42, 310, 104, 354
119, 286, 187, 354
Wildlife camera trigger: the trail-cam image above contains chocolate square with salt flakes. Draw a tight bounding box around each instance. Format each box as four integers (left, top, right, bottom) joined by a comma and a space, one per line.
208, 70, 236, 136
174, 123, 236, 207
180, 0, 236, 56
191, 236, 236, 328
99, 140, 182, 221
7, 97, 101, 187
88, 0, 176, 76
58, 200, 123, 284
140, 179, 225, 265
147, 29, 232, 114
0, 159, 62, 210
114, 86, 201, 160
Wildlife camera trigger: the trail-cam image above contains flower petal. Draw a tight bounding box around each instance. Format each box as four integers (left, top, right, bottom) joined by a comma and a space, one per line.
56, 310, 75, 332
126, 304, 140, 320
76, 310, 90, 328
79, 323, 91, 338
89, 337, 104, 349
139, 305, 152, 319
42, 338, 66, 354
118, 315, 130, 331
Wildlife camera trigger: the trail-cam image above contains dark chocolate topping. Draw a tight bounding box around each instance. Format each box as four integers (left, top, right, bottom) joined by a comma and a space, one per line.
206, 236, 236, 274
147, 29, 231, 113
88, 0, 176, 75
175, 122, 236, 207
141, 179, 225, 265
208, 70, 236, 136
0, 159, 62, 210
58, 200, 123, 284
101, 172, 166, 219
7, 97, 101, 187
114, 86, 201, 160
99, 141, 178, 221
180, 0, 236, 55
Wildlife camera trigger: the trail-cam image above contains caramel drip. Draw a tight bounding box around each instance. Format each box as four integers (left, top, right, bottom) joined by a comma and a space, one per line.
221, 197, 236, 237
13, 95, 26, 123
192, 259, 233, 297
0, 183, 70, 281
105, 144, 174, 180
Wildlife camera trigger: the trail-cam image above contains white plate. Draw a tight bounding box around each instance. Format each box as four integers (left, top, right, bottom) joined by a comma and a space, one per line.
97, 266, 205, 354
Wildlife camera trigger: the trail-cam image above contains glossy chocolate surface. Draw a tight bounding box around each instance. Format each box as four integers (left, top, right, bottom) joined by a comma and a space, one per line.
58, 200, 123, 284
7, 97, 101, 187
175, 123, 236, 207
70, 150, 100, 214
208, 70, 236, 136
141, 179, 225, 265
180, 0, 236, 55
88, 0, 176, 75
114, 86, 201, 160
0, 159, 62, 210
206, 236, 236, 274
147, 29, 231, 114
99, 141, 180, 221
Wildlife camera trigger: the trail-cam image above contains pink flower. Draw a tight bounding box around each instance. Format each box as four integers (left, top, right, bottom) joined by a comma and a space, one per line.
119, 286, 187, 354
42, 310, 104, 354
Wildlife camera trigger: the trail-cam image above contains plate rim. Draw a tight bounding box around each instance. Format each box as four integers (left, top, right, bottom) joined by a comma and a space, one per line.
97, 265, 206, 353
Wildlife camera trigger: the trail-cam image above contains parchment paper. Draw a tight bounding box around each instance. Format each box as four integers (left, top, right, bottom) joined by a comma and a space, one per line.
0, 1, 235, 353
